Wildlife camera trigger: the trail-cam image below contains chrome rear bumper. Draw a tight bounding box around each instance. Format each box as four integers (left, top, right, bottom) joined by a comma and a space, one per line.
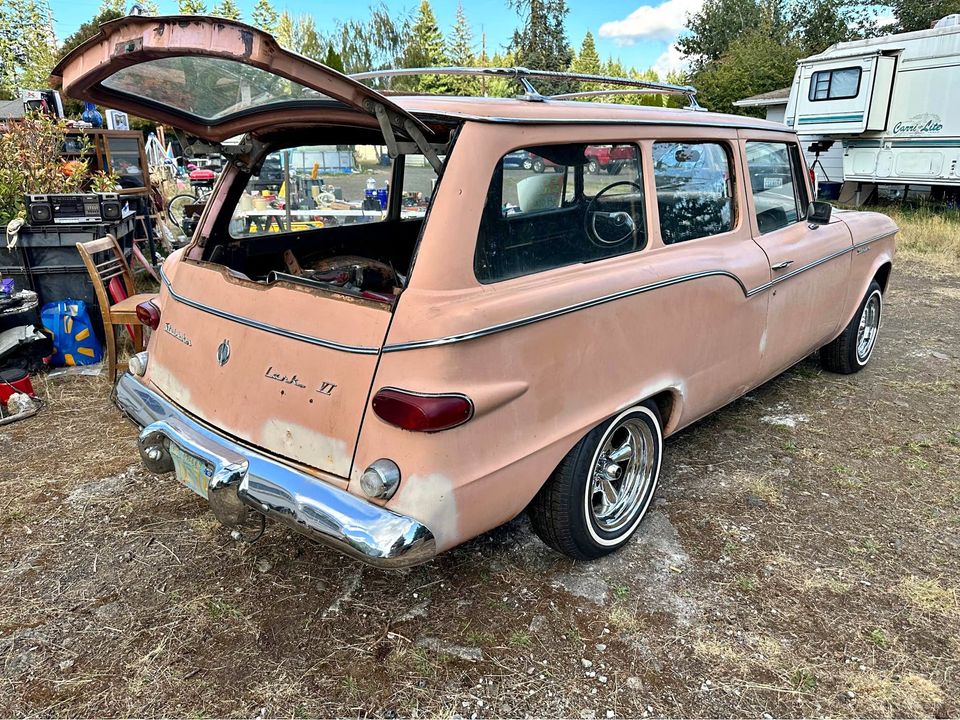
115, 373, 436, 567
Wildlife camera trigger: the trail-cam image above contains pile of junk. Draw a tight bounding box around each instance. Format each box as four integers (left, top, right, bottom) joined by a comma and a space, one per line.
0, 282, 48, 426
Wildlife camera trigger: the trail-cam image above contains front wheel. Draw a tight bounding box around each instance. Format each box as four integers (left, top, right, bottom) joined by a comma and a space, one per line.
529, 402, 663, 560
820, 280, 883, 374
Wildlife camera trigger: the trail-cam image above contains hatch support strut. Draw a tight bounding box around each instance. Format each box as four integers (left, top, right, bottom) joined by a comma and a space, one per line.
370, 101, 442, 173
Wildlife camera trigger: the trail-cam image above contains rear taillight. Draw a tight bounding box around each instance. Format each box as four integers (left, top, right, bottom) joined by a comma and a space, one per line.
372, 388, 473, 432
136, 300, 161, 330
808, 168, 816, 187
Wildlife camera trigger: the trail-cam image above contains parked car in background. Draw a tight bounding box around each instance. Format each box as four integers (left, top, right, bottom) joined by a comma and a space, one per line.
54, 16, 897, 568
584, 143, 635, 174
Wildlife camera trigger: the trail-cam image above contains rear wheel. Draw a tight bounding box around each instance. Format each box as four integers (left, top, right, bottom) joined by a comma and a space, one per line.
821, 280, 883, 374
587, 159, 600, 174
529, 402, 662, 560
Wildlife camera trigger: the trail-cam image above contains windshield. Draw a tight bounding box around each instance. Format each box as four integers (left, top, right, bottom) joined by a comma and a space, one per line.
102, 56, 337, 121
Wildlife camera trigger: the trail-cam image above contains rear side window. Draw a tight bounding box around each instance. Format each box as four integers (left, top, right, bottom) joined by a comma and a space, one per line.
745, 141, 809, 234
808, 67, 861, 101
653, 141, 734, 245
475, 144, 646, 283
229, 144, 435, 238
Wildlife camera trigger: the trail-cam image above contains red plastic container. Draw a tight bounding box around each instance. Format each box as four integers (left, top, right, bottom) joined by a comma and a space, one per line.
0, 368, 35, 406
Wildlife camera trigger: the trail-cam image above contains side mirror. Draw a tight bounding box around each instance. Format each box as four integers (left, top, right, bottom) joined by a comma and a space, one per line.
807, 201, 832, 225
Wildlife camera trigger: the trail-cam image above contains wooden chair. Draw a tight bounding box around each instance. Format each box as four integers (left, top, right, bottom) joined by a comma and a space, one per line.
76, 234, 158, 381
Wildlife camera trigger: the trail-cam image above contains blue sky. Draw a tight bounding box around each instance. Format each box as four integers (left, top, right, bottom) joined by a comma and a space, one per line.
49, 0, 700, 77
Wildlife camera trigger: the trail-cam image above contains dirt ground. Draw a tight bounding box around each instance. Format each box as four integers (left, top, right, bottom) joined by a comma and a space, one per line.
1, 256, 958, 718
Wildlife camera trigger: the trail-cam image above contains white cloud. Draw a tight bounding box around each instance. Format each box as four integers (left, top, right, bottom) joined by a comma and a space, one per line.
652, 43, 690, 78
598, 0, 705, 45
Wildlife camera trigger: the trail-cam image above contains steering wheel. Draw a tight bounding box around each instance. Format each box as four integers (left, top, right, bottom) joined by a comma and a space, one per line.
584, 181, 643, 248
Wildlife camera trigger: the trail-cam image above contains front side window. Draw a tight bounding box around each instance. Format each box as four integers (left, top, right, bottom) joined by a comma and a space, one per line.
475, 144, 646, 283
653, 141, 734, 245
808, 67, 861, 101
745, 141, 808, 233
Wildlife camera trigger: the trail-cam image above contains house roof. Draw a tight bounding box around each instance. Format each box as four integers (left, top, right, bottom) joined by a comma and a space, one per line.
733, 87, 791, 108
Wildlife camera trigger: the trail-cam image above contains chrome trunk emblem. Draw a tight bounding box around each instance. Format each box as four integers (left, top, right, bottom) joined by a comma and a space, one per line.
217, 339, 231, 366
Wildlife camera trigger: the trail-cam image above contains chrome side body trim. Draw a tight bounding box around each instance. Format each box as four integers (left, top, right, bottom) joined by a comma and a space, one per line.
161, 232, 892, 356
383, 270, 749, 352
116, 373, 436, 567
160, 267, 380, 355
383, 231, 892, 352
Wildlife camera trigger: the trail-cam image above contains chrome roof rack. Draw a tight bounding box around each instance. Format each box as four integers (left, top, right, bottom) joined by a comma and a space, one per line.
349, 67, 703, 110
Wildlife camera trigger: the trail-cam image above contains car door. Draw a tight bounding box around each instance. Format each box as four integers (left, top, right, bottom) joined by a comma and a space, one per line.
739, 133, 853, 377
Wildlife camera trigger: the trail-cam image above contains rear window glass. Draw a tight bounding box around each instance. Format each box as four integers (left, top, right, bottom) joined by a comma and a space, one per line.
102, 57, 337, 121
653, 142, 734, 244
475, 144, 646, 283
229, 145, 434, 238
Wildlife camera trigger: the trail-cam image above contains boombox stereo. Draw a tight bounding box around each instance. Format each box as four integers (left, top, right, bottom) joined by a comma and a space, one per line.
25, 193, 123, 225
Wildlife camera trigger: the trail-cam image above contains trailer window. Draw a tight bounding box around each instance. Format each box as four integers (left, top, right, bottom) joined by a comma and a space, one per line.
808, 67, 861, 101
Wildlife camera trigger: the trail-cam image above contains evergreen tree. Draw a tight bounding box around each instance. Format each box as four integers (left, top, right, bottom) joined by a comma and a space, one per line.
323, 45, 345, 72
400, 0, 452, 93
446, 2, 478, 95
571, 32, 601, 75
177, 0, 208, 13
211, 0, 241, 20
508, 0, 574, 93
251, 0, 279, 34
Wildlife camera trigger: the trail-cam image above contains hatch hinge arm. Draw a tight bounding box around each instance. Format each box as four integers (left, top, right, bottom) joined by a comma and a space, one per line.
174, 130, 267, 174
368, 101, 442, 173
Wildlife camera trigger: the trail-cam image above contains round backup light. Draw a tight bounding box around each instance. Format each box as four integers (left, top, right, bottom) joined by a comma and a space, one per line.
128, 351, 149, 377
360, 459, 401, 500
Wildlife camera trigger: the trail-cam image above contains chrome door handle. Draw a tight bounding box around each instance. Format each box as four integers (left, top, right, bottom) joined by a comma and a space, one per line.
771, 260, 794, 270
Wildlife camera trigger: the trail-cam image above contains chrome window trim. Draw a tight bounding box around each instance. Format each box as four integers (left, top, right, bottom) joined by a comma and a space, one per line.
159, 267, 381, 355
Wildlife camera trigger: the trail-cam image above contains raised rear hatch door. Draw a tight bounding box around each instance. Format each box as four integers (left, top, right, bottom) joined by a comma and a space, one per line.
50, 15, 428, 141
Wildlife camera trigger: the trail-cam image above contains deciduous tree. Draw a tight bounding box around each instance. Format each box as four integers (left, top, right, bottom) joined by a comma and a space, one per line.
0, 0, 59, 100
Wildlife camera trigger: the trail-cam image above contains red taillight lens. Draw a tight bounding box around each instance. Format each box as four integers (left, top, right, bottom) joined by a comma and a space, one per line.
136, 300, 161, 330
808, 168, 816, 186
372, 388, 473, 432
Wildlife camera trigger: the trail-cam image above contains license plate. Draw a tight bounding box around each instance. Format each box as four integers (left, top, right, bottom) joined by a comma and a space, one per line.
763, 176, 784, 189
169, 443, 212, 499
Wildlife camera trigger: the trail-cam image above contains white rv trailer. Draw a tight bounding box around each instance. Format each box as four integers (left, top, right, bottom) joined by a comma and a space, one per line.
785, 15, 960, 203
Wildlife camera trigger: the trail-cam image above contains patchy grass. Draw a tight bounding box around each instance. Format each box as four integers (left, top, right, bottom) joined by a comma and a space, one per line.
873, 205, 960, 267
897, 576, 958, 616
847, 671, 945, 717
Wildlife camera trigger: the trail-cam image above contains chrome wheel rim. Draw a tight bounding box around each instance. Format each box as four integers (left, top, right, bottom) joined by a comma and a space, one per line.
589, 418, 656, 533
856, 292, 881, 362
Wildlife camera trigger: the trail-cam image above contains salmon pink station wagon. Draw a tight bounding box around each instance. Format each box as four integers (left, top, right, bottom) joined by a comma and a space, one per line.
54, 16, 898, 567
